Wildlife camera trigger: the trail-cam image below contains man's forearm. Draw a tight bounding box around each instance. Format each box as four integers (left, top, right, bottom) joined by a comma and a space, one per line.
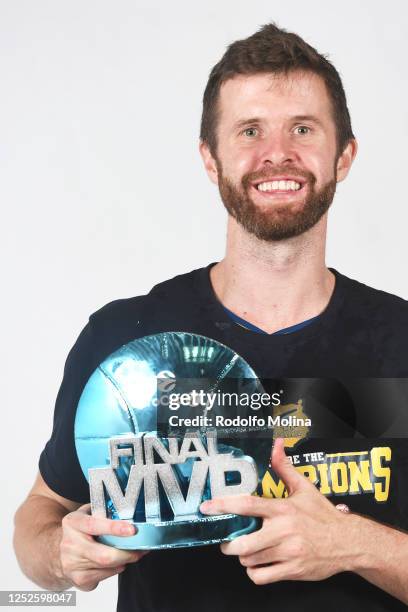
345, 513, 408, 604
14, 495, 72, 591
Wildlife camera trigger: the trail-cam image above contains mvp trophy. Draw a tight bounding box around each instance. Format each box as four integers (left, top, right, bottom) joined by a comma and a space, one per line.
74, 332, 273, 549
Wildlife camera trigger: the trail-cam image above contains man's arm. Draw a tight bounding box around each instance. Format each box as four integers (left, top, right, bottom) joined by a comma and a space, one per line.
346, 513, 408, 604
14, 472, 147, 592
200, 439, 408, 605
14, 473, 78, 590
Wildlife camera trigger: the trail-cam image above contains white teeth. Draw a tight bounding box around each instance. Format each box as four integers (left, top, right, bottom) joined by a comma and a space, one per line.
256, 180, 301, 192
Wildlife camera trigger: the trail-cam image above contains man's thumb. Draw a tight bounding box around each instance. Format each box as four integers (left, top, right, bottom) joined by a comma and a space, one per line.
270, 437, 310, 494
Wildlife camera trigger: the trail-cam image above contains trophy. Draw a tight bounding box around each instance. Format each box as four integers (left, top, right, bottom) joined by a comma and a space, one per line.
74, 332, 274, 549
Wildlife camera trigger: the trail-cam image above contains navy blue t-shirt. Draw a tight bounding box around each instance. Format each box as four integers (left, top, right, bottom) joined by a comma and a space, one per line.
222, 304, 319, 334
39, 263, 408, 612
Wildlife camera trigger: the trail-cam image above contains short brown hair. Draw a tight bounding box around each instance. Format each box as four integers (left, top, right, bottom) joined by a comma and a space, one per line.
200, 23, 354, 157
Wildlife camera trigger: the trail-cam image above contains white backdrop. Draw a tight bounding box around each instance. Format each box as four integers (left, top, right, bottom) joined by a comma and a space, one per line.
1, 0, 407, 610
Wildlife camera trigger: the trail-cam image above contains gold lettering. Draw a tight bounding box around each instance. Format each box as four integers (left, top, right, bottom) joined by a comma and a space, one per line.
261, 471, 287, 498
330, 462, 349, 494
348, 460, 373, 494
262, 447, 392, 503
315, 462, 331, 495
371, 447, 391, 502
296, 465, 318, 486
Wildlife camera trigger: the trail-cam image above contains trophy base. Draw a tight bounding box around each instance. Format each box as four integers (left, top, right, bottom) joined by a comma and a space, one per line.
98, 513, 260, 549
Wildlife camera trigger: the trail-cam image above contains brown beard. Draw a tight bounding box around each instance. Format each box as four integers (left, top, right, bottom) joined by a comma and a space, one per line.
216, 161, 337, 242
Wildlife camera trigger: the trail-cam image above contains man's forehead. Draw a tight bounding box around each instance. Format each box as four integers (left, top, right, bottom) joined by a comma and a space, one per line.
218, 71, 332, 124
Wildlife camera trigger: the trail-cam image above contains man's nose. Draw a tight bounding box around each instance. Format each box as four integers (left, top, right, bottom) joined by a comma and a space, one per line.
258, 133, 298, 165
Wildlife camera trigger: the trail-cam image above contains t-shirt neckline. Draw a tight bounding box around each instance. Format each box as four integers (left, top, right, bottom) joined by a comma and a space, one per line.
194, 261, 347, 347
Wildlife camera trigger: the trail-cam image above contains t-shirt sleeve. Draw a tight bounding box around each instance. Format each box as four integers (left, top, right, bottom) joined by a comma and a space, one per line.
39, 320, 98, 503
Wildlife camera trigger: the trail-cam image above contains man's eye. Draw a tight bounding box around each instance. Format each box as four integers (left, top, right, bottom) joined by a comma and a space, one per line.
243, 127, 258, 137
294, 125, 311, 135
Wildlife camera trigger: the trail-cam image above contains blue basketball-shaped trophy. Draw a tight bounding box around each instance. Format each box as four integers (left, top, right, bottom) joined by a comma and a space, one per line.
74, 332, 273, 549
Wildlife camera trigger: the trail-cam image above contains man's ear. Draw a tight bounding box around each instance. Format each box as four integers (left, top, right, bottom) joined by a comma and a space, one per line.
199, 139, 219, 185
336, 138, 358, 183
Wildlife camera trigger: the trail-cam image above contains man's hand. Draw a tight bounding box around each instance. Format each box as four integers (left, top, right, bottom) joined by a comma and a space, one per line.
200, 438, 359, 585
60, 504, 148, 591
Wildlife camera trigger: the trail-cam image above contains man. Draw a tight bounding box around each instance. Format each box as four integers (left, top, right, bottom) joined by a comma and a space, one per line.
13, 22, 408, 611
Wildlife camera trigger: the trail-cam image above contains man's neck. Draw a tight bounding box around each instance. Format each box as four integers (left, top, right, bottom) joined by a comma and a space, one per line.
210, 216, 335, 335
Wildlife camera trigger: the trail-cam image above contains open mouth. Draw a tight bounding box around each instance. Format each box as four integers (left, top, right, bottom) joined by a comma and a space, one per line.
251, 178, 306, 196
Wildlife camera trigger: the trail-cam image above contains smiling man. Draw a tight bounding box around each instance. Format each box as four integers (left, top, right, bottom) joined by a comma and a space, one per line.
14, 22, 408, 612
202, 71, 345, 243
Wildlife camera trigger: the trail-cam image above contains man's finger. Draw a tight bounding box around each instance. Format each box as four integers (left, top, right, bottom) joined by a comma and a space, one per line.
239, 546, 281, 568
271, 438, 313, 494
200, 494, 285, 518
65, 506, 136, 537
246, 561, 295, 585
220, 527, 282, 557
72, 566, 127, 591
83, 539, 145, 569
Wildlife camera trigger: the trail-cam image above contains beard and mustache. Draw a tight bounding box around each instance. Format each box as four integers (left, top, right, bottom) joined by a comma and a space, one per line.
215, 160, 337, 242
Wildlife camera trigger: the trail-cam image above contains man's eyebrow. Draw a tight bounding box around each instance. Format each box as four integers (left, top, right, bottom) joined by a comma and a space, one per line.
232, 117, 263, 130
291, 115, 324, 127
232, 115, 324, 130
